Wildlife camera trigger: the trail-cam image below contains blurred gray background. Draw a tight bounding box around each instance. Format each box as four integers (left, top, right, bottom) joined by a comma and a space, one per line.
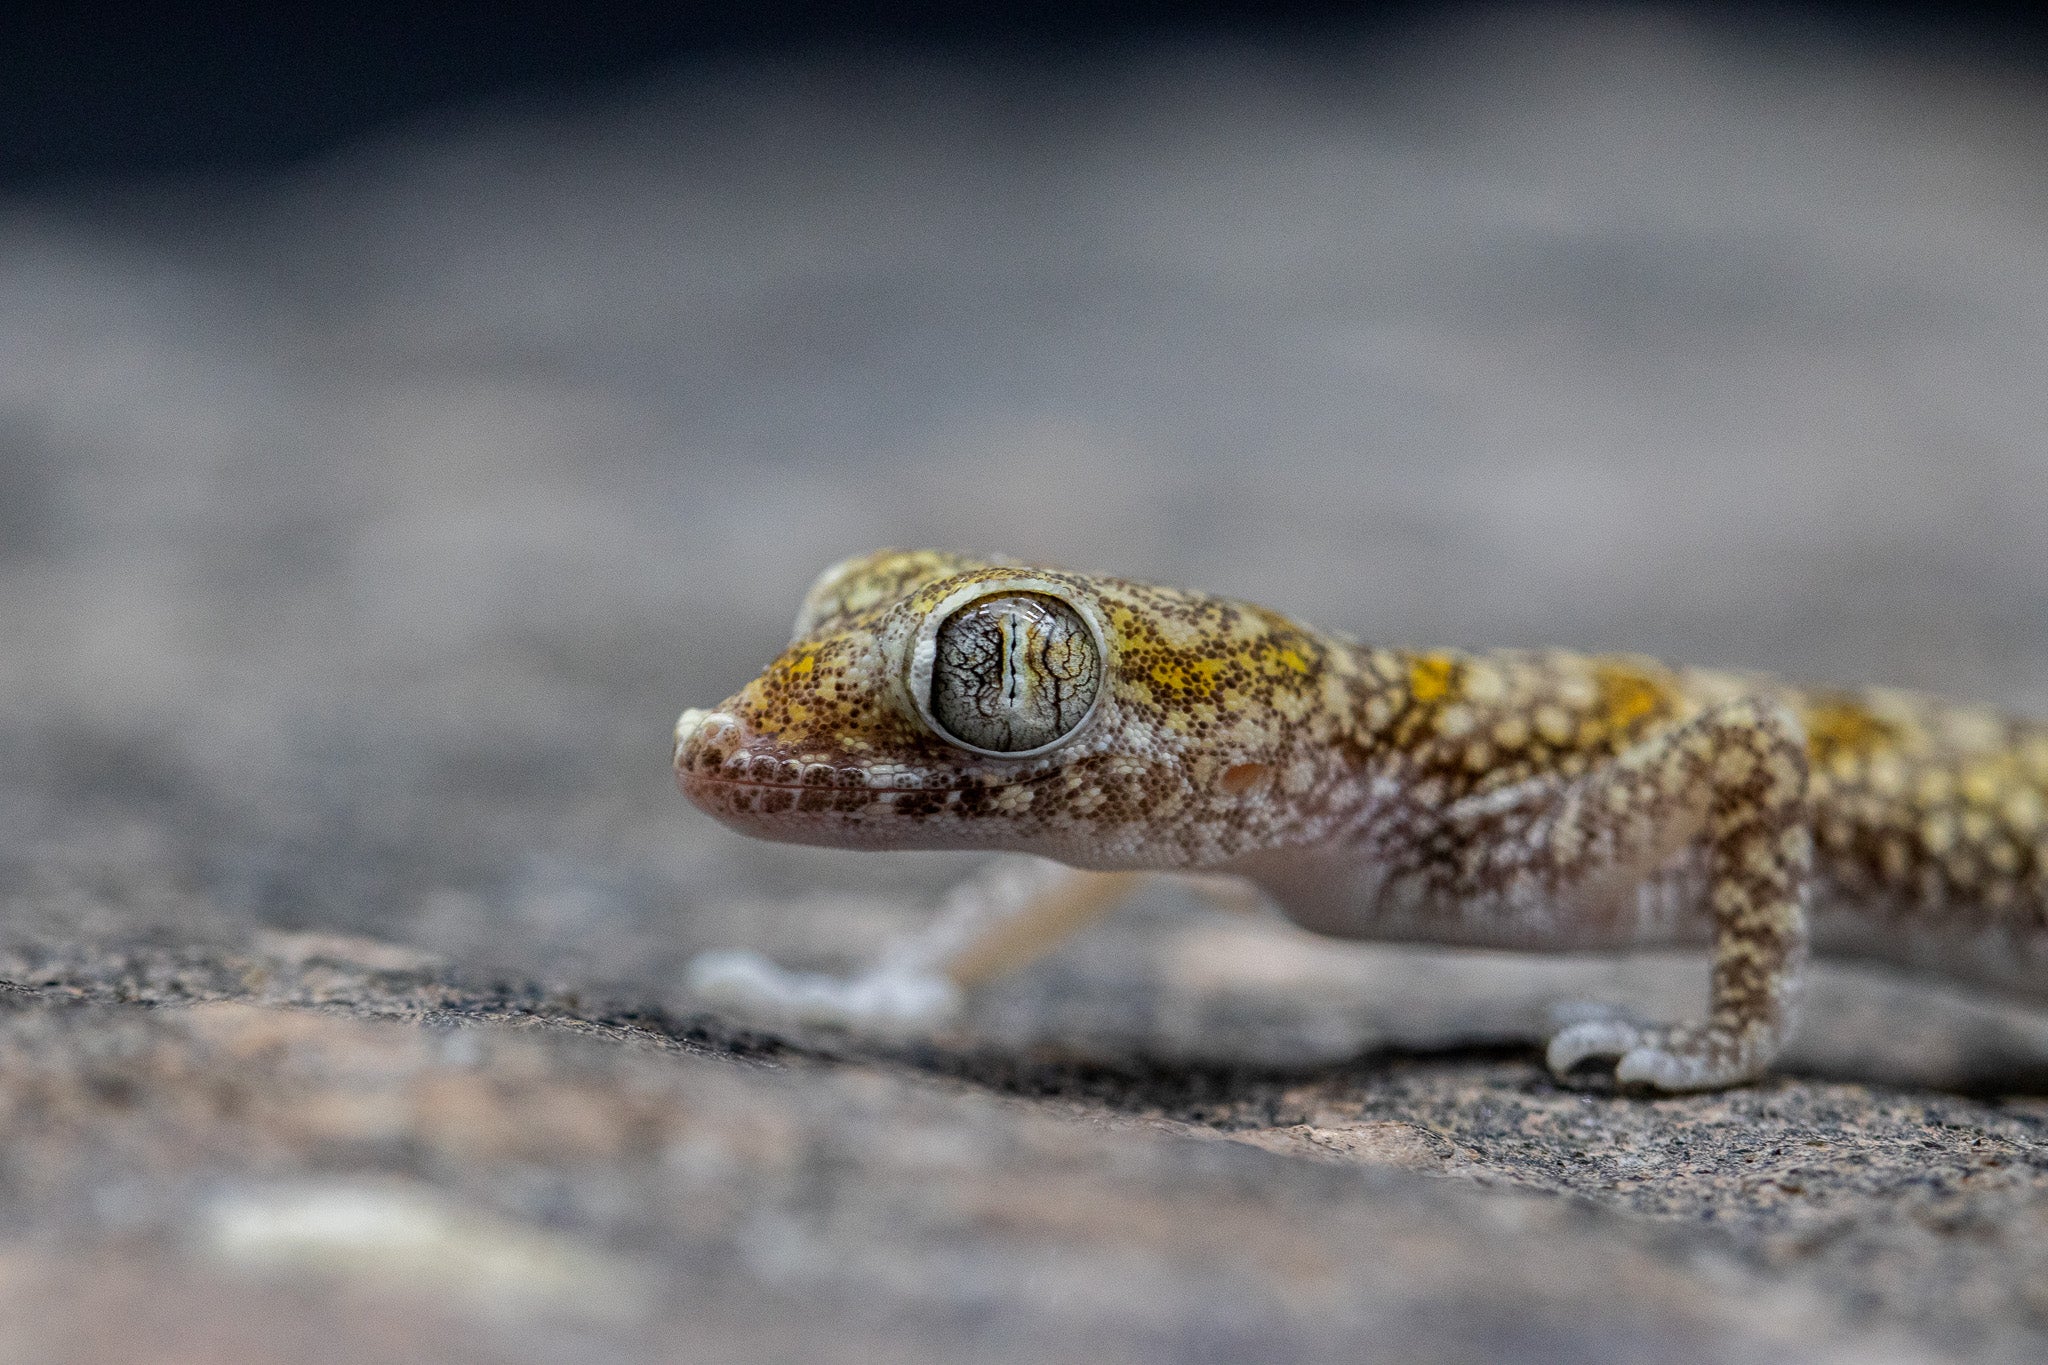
6, 4, 2044, 994
5, 6, 2048, 1360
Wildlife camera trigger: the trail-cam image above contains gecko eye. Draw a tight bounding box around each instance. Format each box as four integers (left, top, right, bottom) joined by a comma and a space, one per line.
927, 593, 1102, 753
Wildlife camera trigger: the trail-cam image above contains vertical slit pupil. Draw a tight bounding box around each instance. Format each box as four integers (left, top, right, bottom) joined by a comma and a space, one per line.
1001, 612, 1023, 708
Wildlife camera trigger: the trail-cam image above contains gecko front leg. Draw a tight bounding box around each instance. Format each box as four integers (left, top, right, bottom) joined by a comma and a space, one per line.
1436, 697, 1813, 1092
686, 857, 1144, 1036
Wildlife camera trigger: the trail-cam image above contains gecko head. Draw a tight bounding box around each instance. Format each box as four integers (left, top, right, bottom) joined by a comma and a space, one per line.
673, 548, 1345, 866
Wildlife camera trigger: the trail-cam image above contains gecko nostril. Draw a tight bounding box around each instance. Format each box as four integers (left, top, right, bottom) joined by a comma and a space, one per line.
673, 707, 710, 748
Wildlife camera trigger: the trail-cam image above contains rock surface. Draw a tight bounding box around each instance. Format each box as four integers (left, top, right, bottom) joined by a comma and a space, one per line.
4, 10, 2048, 1362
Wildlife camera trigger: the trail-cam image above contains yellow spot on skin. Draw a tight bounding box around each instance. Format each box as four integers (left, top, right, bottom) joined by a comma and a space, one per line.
789, 653, 816, 676
1408, 654, 1459, 705
1593, 663, 1670, 734
1802, 694, 1900, 765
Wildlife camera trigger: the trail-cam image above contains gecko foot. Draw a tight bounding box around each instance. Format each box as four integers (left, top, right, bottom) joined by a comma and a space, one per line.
1545, 1019, 1769, 1093
684, 949, 963, 1036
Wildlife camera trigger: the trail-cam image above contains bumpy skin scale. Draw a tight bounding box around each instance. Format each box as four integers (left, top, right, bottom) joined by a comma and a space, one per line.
675, 549, 2048, 1092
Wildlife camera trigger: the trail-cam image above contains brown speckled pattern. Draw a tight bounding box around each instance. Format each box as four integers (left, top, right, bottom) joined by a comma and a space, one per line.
676, 550, 2048, 1091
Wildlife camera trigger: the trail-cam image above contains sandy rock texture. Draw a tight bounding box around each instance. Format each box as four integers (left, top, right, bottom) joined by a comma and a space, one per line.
3, 9, 2047, 1361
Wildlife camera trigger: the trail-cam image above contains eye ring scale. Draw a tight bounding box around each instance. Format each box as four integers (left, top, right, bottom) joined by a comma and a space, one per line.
907, 581, 1108, 758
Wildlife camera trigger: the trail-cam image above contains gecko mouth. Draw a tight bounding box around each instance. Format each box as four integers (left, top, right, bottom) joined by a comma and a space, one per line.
684, 750, 886, 788
673, 707, 1004, 798
676, 753, 1047, 799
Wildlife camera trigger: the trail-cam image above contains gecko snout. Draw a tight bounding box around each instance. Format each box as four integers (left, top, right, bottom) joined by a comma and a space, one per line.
673, 705, 850, 800
672, 707, 746, 788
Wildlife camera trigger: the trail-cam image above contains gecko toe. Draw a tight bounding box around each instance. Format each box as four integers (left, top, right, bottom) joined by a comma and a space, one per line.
1613, 1046, 1707, 1091
1546, 1020, 1771, 1093
684, 948, 789, 1006
1544, 1019, 1645, 1076
684, 949, 962, 1035
842, 970, 963, 1028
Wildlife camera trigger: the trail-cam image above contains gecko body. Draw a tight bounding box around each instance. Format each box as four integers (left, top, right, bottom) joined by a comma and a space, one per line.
674, 549, 2048, 1092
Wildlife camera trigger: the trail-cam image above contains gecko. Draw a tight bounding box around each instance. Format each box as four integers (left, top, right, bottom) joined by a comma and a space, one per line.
671, 548, 2048, 1092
